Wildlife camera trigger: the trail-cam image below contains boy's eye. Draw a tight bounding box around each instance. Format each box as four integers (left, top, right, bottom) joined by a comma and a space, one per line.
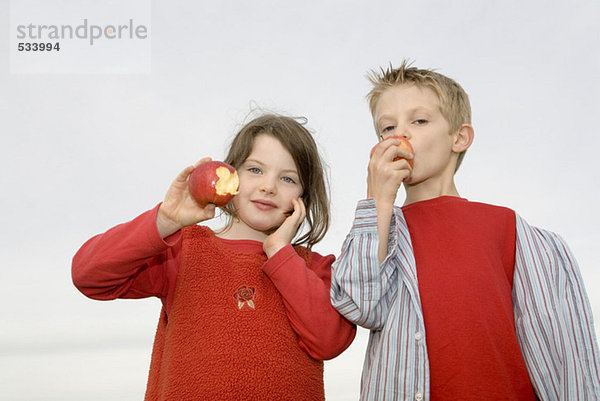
414, 119, 428, 125
382, 126, 395, 133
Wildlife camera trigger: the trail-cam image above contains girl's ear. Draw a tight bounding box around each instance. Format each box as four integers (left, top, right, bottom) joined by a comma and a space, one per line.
452, 124, 474, 153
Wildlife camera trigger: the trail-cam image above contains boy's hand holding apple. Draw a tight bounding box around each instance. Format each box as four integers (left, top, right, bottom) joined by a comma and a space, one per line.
367, 136, 414, 204
367, 136, 414, 263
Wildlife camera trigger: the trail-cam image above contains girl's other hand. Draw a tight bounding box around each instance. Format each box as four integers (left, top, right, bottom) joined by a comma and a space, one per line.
263, 197, 306, 258
156, 158, 217, 238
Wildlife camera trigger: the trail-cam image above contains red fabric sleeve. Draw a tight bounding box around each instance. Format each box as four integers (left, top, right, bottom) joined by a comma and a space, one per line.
71, 204, 181, 310
262, 245, 356, 360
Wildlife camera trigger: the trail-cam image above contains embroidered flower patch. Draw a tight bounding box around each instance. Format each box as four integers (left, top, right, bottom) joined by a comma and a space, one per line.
234, 286, 256, 310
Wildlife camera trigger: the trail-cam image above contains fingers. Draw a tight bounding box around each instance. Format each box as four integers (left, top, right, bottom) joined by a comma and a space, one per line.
262, 198, 306, 257
164, 159, 219, 227
175, 165, 195, 184
196, 203, 216, 221
297, 197, 306, 220
193, 157, 212, 168
377, 138, 413, 163
290, 197, 306, 224
173, 157, 213, 185
370, 138, 413, 172
175, 157, 211, 183
370, 137, 392, 160
368, 139, 412, 202
278, 198, 306, 236
369, 155, 411, 178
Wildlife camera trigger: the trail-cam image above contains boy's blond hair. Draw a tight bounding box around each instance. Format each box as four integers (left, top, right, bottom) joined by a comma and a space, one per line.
366, 60, 472, 170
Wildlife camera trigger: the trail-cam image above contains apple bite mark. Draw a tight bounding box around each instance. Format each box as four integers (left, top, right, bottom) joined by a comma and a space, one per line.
188, 161, 240, 207
215, 167, 240, 196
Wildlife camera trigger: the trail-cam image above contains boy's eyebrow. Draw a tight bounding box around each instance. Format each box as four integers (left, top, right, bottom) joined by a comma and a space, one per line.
376, 107, 435, 125
376, 114, 395, 125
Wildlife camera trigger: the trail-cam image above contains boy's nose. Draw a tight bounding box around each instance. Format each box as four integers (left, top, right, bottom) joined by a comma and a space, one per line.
380, 128, 411, 142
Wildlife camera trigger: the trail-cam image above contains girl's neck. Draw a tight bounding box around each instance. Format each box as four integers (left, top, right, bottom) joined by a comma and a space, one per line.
215, 219, 269, 242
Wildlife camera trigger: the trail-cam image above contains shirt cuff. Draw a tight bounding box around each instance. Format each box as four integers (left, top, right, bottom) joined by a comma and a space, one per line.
149, 203, 182, 248
262, 244, 297, 276
350, 199, 379, 233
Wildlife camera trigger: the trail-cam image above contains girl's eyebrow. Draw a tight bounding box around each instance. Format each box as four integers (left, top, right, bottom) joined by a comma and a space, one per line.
281, 168, 299, 176
243, 158, 263, 166
244, 158, 299, 176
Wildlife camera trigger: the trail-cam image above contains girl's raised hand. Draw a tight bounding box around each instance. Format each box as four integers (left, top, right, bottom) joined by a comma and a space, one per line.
156, 158, 217, 238
263, 197, 306, 258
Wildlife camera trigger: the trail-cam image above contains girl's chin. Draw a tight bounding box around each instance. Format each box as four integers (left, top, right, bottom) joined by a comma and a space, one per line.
249, 220, 286, 235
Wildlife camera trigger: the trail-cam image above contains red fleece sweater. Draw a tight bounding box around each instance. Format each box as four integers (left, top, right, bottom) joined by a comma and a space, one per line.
72, 205, 356, 400
146, 225, 325, 400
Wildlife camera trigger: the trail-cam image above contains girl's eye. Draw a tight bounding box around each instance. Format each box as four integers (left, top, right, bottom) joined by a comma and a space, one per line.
281, 176, 295, 184
248, 167, 261, 174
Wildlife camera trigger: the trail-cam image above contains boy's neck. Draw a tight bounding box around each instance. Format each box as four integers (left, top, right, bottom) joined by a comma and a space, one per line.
402, 178, 461, 206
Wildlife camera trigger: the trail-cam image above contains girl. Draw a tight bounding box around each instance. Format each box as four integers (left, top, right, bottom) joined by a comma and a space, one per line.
72, 113, 356, 400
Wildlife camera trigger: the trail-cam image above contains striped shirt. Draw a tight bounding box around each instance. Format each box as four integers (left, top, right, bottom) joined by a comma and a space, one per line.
331, 199, 600, 400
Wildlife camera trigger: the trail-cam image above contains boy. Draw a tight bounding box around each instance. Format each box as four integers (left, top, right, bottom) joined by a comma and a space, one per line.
330, 61, 600, 400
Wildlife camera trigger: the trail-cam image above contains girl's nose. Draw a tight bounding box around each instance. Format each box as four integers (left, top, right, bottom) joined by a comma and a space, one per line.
259, 177, 276, 194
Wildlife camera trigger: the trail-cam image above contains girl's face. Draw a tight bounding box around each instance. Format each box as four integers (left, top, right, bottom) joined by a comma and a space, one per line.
229, 134, 303, 241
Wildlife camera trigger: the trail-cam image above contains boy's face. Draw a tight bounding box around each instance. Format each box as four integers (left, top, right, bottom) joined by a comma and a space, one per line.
374, 84, 457, 186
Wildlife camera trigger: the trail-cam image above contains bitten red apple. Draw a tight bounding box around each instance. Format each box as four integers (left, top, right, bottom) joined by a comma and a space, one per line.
370, 136, 414, 167
188, 161, 240, 207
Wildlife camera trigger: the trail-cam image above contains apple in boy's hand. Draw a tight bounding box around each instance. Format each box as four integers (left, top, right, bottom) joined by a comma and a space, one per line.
370, 136, 414, 167
188, 161, 240, 207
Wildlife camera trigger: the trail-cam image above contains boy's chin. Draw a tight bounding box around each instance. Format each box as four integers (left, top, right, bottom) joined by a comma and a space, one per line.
403, 176, 417, 186
402, 174, 427, 189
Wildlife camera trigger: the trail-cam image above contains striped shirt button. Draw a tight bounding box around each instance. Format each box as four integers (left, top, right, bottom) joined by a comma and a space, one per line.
414, 331, 423, 341
415, 392, 423, 401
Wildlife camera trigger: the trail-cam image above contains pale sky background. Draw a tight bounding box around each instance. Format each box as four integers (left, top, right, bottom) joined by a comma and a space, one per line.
1, 1, 599, 400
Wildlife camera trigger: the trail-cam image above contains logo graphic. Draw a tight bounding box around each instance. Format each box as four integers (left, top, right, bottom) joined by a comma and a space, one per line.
10, 0, 151, 74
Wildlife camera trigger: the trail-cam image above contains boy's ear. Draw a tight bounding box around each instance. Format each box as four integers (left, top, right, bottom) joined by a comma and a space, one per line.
452, 124, 474, 153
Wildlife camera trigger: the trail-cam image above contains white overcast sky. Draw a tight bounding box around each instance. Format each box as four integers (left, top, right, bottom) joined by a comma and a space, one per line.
1, 1, 599, 400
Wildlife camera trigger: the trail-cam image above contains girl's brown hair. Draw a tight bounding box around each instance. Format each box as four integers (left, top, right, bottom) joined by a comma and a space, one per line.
221, 113, 330, 249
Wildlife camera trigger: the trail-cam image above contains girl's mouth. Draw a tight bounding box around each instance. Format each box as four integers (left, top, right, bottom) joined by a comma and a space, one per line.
252, 199, 277, 210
